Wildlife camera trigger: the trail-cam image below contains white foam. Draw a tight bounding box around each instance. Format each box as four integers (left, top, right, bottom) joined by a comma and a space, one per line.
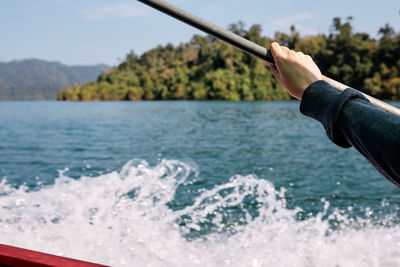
0, 159, 399, 266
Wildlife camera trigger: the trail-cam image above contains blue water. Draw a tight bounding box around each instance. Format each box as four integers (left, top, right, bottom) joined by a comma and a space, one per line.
1, 101, 399, 266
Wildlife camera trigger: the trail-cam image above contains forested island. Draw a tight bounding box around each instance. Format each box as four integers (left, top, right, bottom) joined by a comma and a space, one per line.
0, 59, 110, 100
58, 18, 400, 101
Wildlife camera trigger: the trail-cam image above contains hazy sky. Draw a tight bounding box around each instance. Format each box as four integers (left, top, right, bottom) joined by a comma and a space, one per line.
1, 0, 399, 66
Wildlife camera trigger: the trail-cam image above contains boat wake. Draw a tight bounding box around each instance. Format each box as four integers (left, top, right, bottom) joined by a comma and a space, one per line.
0, 159, 399, 266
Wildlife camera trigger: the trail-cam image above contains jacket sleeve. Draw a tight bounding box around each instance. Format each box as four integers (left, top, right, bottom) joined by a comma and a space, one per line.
300, 80, 400, 187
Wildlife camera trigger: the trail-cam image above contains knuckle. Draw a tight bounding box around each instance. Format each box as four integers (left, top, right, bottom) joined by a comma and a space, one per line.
278, 53, 287, 60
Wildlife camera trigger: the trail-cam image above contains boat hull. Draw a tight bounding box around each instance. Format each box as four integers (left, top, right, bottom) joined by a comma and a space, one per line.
0, 244, 108, 267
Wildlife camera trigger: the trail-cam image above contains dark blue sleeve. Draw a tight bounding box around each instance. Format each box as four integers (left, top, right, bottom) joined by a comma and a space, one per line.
300, 80, 400, 187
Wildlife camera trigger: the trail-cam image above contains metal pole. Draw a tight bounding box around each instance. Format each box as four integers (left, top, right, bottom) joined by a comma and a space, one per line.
137, 0, 400, 116
137, 0, 274, 63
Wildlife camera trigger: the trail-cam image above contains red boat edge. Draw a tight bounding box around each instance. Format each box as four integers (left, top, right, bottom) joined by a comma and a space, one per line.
0, 244, 108, 267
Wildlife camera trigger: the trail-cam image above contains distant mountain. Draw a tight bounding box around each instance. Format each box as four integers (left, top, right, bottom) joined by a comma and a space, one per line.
0, 59, 110, 100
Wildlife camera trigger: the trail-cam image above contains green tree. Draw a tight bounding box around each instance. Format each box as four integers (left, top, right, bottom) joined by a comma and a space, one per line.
58, 18, 400, 101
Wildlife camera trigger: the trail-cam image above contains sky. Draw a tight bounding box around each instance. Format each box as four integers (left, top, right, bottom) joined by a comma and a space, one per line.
1, 0, 399, 66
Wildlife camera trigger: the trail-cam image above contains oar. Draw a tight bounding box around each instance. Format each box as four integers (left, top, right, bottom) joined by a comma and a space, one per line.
137, 0, 400, 116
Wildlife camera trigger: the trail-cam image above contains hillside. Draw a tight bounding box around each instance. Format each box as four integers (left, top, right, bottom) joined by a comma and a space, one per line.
58, 18, 400, 101
0, 59, 110, 100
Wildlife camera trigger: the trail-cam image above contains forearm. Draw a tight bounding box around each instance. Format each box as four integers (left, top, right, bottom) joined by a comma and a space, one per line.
300, 80, 400, 187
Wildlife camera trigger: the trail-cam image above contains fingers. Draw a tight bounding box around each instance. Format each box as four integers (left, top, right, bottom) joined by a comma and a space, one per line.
270, 42, 291, 54
268, 64, 280, 82
268, 43, 283, 81
271, 42, 308, 63
269, 42, 282, 61
269, 42, 285, 81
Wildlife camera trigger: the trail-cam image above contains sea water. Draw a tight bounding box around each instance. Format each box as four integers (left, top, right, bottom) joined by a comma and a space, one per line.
0, 101, 399, 266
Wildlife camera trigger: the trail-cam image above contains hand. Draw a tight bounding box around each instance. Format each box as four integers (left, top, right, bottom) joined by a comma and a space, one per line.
267, 42, 322, 100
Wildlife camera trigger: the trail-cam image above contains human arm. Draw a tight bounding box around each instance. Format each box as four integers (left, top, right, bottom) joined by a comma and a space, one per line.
268, 42, 400, 187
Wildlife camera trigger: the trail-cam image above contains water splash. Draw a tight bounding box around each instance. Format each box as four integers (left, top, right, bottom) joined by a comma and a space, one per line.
0, 159, 399, 266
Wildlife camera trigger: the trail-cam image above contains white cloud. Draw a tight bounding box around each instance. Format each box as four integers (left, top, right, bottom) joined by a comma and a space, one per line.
85, 4, 149, 21
265, 13, 320, 35
272, 13, 313, 28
